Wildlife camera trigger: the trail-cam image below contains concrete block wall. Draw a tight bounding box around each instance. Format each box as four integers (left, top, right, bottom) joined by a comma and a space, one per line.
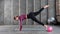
0, 0, 4, 25
56, 0, 60, 22
0, 0, 55, 25
4, 0, 13, 25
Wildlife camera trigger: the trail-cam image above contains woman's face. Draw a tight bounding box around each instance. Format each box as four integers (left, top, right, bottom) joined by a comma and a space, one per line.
16, 17, 19, 21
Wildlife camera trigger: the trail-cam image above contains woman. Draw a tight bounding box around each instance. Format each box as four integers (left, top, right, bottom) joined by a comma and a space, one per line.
14, 5, 51, 31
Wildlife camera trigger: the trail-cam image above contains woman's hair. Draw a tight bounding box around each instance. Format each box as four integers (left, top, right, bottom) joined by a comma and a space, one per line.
14, 16, 19, 20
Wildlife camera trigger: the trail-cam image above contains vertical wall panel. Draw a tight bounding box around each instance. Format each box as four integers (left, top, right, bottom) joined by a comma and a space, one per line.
48, 0, 55, 18
34, 0, 41, 25
20, 0, 26, 25
27, 0, 34, 25
56, 0, 60, 22
4, 0, 12, 25
13, 0, 19, 25
41, 0, 47, 24
0, 0, 4, 25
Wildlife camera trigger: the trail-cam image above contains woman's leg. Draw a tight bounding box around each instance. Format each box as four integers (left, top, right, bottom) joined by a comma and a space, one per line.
33, 8, 44, 16
27, 12, 44, 26
27, 13, 51, 32
30, 16, 44, 26
33, 5, 49, 16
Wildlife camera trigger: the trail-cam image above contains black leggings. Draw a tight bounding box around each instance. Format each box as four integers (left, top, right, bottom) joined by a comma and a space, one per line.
27, 8, 44, 26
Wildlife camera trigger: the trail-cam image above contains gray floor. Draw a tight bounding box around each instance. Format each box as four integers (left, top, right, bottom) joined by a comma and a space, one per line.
0, 25, 60, 34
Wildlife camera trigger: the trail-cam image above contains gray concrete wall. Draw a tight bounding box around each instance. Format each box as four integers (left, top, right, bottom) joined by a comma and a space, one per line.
13, 0, 19, 25
0, 0, 55, 25
0, 0, 4, 25
56, 0, 60, 22
4, 0, 13, 25
27, 0, 34, 25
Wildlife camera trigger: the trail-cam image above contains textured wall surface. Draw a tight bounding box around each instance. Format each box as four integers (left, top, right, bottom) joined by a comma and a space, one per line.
0, 0, 55, 25
56, 0, 60, 22
13, 0, 19, 25
0, 0, 4, 25
4, 0, 13, 25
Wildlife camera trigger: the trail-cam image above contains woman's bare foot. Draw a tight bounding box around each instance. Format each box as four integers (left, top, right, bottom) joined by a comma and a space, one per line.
44, 5, 49, 8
